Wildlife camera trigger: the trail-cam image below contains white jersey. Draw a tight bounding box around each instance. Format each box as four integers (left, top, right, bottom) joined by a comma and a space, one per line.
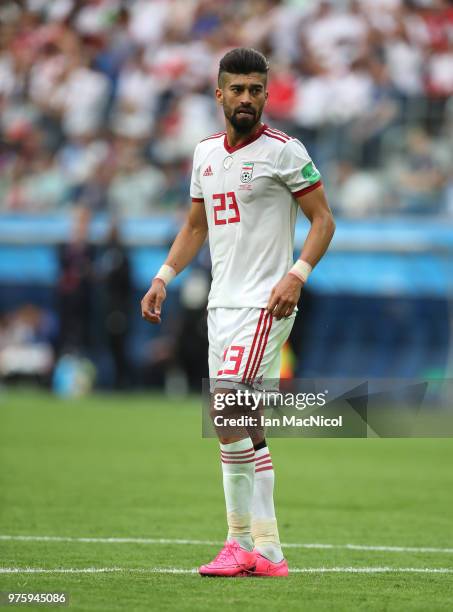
190, 123, 321, 309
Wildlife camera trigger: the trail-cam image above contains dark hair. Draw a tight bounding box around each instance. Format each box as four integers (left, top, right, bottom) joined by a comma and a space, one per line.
218, 48, 269, 86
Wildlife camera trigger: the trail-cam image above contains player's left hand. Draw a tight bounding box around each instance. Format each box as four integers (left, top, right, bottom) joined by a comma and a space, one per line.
266, 273, 303, 320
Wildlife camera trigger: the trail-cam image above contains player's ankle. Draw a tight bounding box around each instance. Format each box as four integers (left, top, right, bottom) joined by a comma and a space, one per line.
256, 544, 284, 563
229, 535, 254, 551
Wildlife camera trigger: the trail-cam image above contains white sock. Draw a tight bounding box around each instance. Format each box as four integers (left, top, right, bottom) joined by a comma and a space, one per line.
220, 437, 255, 551
251, 446, 284, 563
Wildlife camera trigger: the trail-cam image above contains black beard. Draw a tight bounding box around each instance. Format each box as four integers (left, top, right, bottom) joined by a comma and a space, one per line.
228, 110, 260, 134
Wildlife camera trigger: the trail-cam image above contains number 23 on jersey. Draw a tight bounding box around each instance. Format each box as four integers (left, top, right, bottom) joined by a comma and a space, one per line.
213, 192, 240, 225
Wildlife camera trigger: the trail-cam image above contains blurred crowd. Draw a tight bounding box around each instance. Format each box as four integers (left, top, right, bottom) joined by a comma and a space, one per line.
0, 205, 211, 393
0, 0, 452, 217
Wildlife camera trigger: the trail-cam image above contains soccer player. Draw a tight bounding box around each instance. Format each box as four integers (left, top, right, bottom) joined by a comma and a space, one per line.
141, 48, 335, 577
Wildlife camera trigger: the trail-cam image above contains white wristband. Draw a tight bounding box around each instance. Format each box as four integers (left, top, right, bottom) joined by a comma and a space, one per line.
154, 264, 176, 286
289, 259, 312, 283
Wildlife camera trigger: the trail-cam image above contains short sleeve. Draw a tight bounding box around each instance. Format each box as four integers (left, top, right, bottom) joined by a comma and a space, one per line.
190, 144, 204, 202
275, 139, 322, 198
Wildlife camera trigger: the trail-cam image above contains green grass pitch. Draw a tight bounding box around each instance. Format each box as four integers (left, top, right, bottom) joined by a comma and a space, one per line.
1, 390, 453, 611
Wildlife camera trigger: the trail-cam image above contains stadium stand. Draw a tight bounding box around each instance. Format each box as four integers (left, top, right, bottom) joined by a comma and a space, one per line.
0, 0, 452, 388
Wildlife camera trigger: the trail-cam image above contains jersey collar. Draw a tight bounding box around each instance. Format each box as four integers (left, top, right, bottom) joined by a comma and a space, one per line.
223, 123, 267, 154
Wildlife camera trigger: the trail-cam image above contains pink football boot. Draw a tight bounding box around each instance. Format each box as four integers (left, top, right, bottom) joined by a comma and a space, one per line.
199, 540, 257, 577
249, 552, 289, 577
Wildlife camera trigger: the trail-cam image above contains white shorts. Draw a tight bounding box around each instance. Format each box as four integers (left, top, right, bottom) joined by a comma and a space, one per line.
208, 307, 296, 391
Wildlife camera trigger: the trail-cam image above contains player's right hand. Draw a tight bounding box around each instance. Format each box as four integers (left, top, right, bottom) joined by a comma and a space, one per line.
141, 278, 166, 324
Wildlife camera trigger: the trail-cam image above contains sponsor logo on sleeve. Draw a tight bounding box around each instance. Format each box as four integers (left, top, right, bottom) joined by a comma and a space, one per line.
301, 161, 321, 185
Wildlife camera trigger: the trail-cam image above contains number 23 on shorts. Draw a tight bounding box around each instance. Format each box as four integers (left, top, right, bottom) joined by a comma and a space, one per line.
217, 345, 245, 376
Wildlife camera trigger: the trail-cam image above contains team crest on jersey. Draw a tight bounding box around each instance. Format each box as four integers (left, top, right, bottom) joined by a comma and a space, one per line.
240, 162, 254, 183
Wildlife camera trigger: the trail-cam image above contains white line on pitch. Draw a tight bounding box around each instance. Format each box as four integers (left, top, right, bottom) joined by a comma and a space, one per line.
0, 535, 218, 546
0, 566, 453, 575
285, 543, 453, 554
1, 535, 453, 555
0, 567, 196, 575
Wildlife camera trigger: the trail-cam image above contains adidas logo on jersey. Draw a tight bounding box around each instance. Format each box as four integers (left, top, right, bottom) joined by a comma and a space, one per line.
203, 165, 213, 176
